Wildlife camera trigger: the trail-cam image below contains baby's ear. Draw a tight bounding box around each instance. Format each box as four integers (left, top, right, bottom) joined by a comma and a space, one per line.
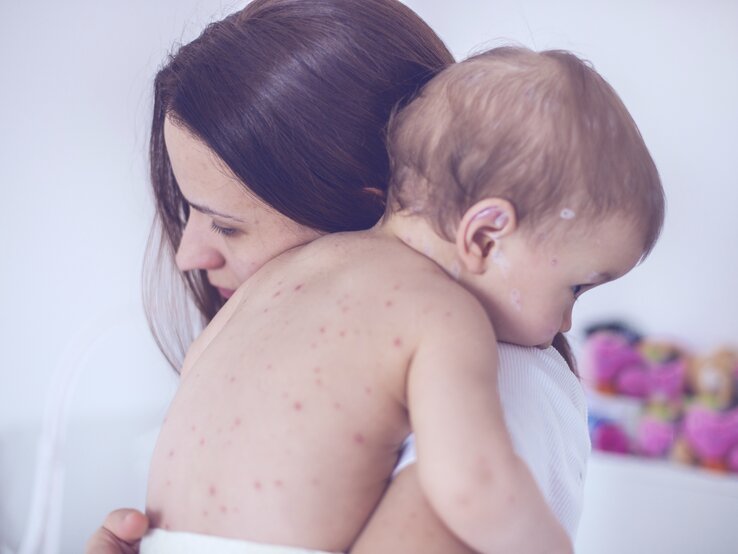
455, 198, 517, 274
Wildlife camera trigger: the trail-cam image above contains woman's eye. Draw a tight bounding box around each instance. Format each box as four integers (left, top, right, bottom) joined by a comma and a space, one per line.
210, 221, 238, 237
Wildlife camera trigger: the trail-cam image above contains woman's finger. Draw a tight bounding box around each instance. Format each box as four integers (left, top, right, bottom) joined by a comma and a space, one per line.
84, 509, 148, 554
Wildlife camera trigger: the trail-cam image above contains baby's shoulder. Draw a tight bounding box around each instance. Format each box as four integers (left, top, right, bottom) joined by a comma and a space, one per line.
292, 232, 489, 322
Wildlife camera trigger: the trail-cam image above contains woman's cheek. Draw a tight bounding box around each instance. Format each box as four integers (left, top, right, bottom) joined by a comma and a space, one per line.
235, 259, 265, 286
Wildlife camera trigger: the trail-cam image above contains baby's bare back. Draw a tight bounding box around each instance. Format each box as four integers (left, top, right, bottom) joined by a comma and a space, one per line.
146, 231, 461, 551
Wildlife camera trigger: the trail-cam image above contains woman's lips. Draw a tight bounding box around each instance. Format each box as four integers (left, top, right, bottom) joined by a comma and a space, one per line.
216, 287, 236, 299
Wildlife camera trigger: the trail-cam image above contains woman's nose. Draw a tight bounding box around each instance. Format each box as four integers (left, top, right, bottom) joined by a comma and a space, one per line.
175, 214, 226, 272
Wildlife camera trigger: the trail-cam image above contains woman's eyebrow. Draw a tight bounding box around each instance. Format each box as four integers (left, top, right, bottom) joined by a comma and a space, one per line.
189, 201, 245, 222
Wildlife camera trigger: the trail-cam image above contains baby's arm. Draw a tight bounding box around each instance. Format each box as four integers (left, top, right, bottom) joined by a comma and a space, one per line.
408, 297, 572, 554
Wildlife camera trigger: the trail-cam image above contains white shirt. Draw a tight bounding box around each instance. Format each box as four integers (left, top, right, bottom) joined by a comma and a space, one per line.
394, 343, 591, 539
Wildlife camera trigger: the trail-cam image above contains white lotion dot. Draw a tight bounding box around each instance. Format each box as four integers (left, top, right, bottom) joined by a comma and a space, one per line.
510, 289, 522, 311
560, 208, 576, 220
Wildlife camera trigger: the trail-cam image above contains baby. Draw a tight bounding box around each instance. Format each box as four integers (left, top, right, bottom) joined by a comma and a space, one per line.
144, 47, 664, 554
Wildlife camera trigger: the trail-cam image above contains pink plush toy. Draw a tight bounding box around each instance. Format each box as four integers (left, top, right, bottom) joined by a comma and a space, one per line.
637, 415, 677, 457
584, 329, 644, 395
682, 405, 738, 472
616, 358, 685, 402
584, 328, 686, 402
591, 420, 630, 454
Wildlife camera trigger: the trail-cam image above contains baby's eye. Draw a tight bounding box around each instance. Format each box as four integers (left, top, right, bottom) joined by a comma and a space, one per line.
210, 221, 239, 237
571, 284, 586, 297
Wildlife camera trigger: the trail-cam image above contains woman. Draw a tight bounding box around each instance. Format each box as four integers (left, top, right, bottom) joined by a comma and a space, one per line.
87, 0, 589, 552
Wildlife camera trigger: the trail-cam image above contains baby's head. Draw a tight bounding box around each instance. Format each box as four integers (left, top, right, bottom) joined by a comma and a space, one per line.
387, 46, 665, 347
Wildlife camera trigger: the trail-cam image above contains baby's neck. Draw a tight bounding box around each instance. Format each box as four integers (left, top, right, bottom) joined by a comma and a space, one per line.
374, 212, 462, 280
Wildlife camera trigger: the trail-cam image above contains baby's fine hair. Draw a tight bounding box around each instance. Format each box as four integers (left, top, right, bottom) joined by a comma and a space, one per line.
387, 46, 665, 254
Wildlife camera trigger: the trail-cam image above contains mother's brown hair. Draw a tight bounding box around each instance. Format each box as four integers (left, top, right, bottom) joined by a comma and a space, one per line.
144, 0, 455, 368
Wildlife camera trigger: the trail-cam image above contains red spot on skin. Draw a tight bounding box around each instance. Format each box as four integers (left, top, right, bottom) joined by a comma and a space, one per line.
444, 311, 452, 318
334, 402, 342, 410
364, 387, 372, 395
339, 330, 346, 337
232, 507, 240, 514
165, 480, 172, 487
385, 300, 393, 308
311, 478, 321, 487
199, 437, 206, 446
209, 485, 217, 496
168, 449, 175, 458
164, 523, 171, 530
320, 326, 326, 334
229, 376, 236, 383
202, 510, 209, 517
190, 425, 196, 432
217, 427, 223, 433
266, 364, 273, 371
393, 284, 401, 291
393, 337, 403, 348
274, 480, 284, 488
354, 433, 366, 445
294, 283, 303, 291
551, 258, 558, 267
253, 481, 262, 491
225, 440, 232, 447
342, 306, 350, 313
263, 307, 269, 313
313, 366, 321, 373
293, 401, 303, 411
315, 378, 323, 386
220, 505, 228, 514
310, 342, 317, 350
273, 290, 282, 298
234, 418, 242, 426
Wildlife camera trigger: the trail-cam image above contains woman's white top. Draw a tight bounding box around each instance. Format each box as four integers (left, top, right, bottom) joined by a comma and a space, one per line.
394, 343, 591, 539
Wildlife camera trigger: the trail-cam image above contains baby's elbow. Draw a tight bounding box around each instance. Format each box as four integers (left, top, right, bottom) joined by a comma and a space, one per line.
419, 459, 512, 552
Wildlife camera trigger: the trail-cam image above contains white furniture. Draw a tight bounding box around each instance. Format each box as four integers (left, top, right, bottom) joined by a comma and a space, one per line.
576, 452, 738, 554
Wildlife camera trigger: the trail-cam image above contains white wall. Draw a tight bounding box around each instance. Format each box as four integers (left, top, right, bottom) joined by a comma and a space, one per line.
0, 0, 736, 552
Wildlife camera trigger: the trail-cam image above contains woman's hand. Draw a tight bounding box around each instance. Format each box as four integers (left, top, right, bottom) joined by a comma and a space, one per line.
85, 509, 149, 554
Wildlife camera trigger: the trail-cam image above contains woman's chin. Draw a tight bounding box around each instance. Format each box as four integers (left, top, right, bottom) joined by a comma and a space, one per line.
216, 287, 236, 300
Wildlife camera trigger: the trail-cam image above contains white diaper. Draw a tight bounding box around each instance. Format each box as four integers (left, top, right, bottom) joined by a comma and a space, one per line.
139, 529, 342, 554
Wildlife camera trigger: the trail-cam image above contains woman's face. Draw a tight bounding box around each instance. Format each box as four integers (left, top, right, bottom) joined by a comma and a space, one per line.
164, 116, 323, 300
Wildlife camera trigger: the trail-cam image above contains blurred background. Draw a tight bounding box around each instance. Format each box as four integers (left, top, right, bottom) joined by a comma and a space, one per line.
1, 0, 736, 552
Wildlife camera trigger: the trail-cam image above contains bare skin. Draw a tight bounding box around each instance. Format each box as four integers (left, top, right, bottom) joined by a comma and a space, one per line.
146, 228, 568, 553
85, 469, 477, 554
350, 465, 475, 554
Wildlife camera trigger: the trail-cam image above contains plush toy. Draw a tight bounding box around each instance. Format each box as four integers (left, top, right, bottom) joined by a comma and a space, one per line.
636, 413, 677, 457
685, 349, 738, 410
583, 324, 643, 395
584, 328, 687, 404
636, 398, 682, 458
590, 418, 631, 454
679, 404, 738, 473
